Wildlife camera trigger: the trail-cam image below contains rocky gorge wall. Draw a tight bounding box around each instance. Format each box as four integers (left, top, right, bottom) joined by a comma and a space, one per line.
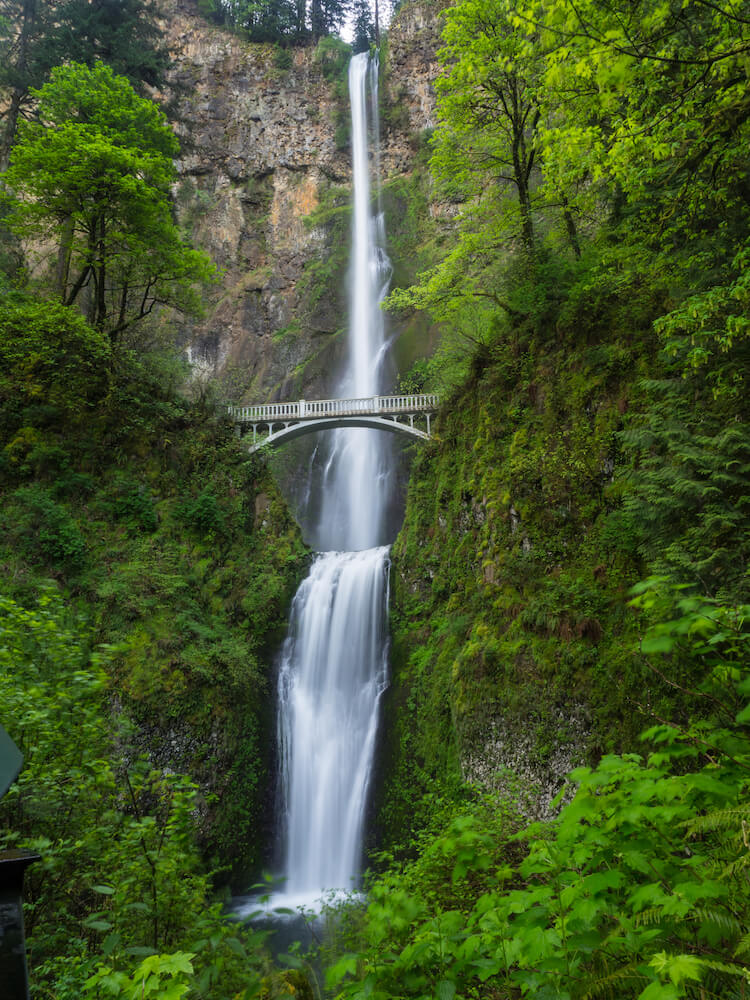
158, 0, 444, 405
375, 292, 670, 850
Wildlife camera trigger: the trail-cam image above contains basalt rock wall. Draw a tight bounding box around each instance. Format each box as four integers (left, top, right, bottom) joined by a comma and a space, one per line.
159, 0, 442, 404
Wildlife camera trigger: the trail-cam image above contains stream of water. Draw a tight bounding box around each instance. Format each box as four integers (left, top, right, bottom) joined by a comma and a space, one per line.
238, 52, 394, 915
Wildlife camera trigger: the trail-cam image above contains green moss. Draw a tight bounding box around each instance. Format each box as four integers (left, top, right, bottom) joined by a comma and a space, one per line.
297, 184, 351, 320
313, 34, 352, 92
0, 301, 309, 882
376, 267, 697, 852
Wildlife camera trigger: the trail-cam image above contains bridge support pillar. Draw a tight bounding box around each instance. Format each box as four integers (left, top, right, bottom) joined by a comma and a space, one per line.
427, 414, 431, 435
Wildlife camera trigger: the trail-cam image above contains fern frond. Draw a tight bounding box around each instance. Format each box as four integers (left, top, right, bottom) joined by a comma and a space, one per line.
685, 805, 750, 838
581, 961, 647, 1000
698, 957, 748, 978
689, 906, 744, 939
634, 907, 671, 927
691, 959, 750, 1000
719, 853, 750, 879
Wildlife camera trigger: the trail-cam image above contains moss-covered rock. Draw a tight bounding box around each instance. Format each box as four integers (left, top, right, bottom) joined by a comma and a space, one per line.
0, 300, 308, 883
376, 267, 705, 852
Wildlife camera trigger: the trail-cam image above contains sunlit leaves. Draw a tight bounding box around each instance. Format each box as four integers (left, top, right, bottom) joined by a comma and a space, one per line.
0, 591, 270, 997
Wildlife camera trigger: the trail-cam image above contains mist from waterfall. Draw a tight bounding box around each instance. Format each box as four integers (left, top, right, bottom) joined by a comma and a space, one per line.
268, 52, 394, 911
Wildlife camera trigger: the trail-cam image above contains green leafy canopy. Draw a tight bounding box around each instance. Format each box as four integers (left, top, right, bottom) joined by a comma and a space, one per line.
3, 62, 216, 340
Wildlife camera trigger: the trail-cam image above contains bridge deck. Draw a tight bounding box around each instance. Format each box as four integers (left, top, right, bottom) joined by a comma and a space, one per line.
228, 393, 439, 424
228, 393, 439, 453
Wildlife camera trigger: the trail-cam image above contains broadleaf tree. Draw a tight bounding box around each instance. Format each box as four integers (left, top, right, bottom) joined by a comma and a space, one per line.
3, 62, 216, 342
388, 0, 584, 329
0, 0, 169, 169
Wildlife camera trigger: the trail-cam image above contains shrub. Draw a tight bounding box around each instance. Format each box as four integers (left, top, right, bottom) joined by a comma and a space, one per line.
175, 490, 226, 539
11, 484, 86, 571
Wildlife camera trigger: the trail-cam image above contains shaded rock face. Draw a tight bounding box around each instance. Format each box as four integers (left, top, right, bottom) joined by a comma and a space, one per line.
460, 708, 590, 822
160, 0, 440, 403
382, 0, 443, 150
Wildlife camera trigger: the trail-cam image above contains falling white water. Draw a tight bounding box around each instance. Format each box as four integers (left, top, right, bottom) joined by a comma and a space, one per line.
316, 51, 393, 554
261, 52, 394, 913
274, 548, 390, 909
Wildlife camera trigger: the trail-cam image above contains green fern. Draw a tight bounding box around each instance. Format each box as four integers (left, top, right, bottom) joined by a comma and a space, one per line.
581, 960, 648, 1000
684, 805, 750, 838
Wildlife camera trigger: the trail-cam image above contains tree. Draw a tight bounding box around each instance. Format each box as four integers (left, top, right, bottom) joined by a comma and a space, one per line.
0, 0, 57, 168
0, 0, 169, 170
3, 63, 216, 341
219, 0, 300, 42
387, 0, 561, 326
351, 0, 375, 52
310, 0, 350, 39
432, 0, 543, 254
515, 0, 750, 271
53, 0, 170, 89
198, 0, 359, 43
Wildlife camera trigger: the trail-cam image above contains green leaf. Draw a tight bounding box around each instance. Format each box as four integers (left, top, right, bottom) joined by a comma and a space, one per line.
638, 981, 682, 1000
641, 634, 676, 654
436, 980, 456, 1000
85, 919, 113, 932
649, 951, 704, 986
225, 936, 247, 958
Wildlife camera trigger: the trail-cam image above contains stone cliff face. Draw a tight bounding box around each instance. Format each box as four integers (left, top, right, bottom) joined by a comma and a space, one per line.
382, 0, 442, 156
159, 0, 441, 404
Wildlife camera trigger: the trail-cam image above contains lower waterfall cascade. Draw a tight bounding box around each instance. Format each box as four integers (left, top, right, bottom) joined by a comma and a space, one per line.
275, 546, 391, 909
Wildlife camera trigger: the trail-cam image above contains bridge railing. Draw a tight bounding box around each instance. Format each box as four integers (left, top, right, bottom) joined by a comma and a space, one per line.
228, 393, 439, 424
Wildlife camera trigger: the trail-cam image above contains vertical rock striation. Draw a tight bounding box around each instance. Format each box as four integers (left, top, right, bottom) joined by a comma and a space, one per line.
158, 0, 441, 402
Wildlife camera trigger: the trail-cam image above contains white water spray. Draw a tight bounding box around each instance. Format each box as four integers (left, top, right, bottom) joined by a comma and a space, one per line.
269, 52, 394, 910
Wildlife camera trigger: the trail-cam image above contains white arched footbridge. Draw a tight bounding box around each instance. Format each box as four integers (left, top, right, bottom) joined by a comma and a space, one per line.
228, 394, 439, 454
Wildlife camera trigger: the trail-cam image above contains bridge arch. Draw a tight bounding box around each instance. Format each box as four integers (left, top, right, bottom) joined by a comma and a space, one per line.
244, 415, 429, 454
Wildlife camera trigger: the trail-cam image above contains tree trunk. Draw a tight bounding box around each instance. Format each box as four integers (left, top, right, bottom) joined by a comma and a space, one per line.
0, 0, 39, 171
1, 92, 23, 172
560, 193, 581, 259
56, 216, 74, 299
310, 0, 323, 39
95, 214, 107, 330
86, 221, 98, 324
512, 138, 534, 252
508, 77, 536, 253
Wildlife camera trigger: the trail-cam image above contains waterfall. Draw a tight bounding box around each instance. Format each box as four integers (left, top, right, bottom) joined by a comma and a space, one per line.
270, 52, 394, 910
317, 51, 393, 555
275, 548, 390, 907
